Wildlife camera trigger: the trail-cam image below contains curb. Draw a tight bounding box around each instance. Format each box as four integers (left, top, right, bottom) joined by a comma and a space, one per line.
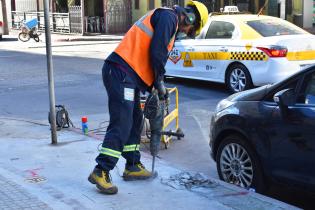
53, 37, 122, 42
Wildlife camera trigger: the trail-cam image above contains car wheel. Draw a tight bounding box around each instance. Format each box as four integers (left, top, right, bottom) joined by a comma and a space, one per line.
226, 64, 253, 93
216, 134, 266, 193
0, 35, 2, 40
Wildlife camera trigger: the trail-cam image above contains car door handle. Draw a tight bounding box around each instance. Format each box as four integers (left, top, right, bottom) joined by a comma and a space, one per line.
187, 47, 194, 52
219, 47, 228, 52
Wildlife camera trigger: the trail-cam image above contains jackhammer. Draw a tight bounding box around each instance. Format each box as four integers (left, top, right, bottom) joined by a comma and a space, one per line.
143, 89, 164, 176
143, 83, 184, 177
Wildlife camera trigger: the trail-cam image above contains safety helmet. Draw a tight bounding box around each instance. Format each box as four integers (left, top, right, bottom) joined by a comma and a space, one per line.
186, 1, 208, 36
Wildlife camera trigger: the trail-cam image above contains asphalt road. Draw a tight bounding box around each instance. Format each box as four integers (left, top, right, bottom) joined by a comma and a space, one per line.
0, 38, 314, 209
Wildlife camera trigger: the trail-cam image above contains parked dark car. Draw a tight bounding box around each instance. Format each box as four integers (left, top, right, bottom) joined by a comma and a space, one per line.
210, 64, 315, 193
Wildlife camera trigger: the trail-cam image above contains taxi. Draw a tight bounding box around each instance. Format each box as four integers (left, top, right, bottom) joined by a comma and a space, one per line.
165, 6, 315, 93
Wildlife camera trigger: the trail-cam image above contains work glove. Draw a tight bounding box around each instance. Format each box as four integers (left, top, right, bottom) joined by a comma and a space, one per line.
154, 80, 169, 101
143, 91, 160, 120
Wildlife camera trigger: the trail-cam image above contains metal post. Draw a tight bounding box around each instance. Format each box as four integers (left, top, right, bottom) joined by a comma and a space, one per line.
68, 13, 71, 33
1, 0, 9, 35
44, 0, 58, 144
81, 0, 84, 35
104, 0, 107, 33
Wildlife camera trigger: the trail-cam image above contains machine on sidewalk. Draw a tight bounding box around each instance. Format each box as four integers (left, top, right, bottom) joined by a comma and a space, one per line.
142, 87, 184, 175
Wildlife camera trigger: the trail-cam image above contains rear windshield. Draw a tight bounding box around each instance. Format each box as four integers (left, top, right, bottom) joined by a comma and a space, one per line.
246, 19, 306, 37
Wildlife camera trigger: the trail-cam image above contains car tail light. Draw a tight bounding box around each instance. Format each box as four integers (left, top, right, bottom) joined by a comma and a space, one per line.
0, 21, 3, 27
257, 46, 288, 57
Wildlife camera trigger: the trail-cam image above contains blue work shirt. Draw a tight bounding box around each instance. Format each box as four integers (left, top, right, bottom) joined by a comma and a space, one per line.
106, 8, 179, 92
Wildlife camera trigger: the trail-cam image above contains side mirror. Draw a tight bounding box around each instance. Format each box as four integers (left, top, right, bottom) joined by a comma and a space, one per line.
273, 88, 295, 109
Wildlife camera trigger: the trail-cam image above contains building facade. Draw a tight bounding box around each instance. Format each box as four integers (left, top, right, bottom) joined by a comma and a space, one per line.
267, 0, 314, 28
7, 0, 315, 34
10, 0, 132, 34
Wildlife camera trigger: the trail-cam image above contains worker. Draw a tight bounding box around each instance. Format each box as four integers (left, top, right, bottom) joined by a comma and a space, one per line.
88, 1, 208, 194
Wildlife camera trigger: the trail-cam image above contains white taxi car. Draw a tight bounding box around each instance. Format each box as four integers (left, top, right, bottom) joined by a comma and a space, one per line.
165, 9, 315, 93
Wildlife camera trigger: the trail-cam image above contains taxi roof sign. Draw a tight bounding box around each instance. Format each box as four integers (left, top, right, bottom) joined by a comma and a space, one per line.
210, 6, 248, 17
223, 6, 239, 13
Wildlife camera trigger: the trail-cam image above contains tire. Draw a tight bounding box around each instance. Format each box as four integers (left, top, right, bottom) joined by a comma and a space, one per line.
0, 35, 2, 40
34, 36, 40, 42
226, 64, 253, 93
18, 32, 30, 42
176, 128, 184, 140
216, 134, 266, 193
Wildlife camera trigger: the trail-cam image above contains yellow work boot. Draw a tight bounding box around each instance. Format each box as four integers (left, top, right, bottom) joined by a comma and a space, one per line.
123, 163, 152, 181
88, 167, 118, 194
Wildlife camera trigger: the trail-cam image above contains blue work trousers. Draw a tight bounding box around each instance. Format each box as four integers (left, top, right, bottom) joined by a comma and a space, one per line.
96, 61, 143, 171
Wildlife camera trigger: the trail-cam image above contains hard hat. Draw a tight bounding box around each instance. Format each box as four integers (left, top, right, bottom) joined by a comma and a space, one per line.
186, 1, 208, 36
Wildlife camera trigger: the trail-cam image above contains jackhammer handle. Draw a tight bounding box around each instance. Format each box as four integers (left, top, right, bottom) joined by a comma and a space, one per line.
160, 131, 184, 138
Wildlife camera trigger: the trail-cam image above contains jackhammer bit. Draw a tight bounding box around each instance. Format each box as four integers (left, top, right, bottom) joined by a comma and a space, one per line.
143, 90, 165, 178
149, 101, 165, 175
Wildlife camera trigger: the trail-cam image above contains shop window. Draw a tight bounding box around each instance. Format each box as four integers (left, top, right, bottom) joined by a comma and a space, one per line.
148, 0, 154, 10
135, 0, 139, 10
293, 0, 303, 14
286, 0, 292, 15
162, 0, 184, 7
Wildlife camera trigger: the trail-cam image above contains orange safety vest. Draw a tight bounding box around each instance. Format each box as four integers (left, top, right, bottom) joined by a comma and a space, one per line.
115, 8, 178, 86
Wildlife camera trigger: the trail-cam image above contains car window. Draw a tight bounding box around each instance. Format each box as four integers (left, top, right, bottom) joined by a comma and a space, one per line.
264, 78, 300, 102
296, 72, 315, 105
246, 19, 306, 37
176, 32, 188, 40
205, 21, 235, 39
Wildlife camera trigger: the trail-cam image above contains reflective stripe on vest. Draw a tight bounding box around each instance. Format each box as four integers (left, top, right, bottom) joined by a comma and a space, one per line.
115, 8, 178, 86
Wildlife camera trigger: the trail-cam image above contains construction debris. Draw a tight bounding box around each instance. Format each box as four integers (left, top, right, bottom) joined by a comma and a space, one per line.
161, 172, 219, 190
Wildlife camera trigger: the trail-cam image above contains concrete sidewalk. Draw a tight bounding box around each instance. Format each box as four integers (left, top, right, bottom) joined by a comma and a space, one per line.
0, 117, 300, 210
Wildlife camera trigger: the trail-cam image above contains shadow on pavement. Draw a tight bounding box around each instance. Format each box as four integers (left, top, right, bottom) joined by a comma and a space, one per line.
1, 37, 18, 42
266, 185, 315, 209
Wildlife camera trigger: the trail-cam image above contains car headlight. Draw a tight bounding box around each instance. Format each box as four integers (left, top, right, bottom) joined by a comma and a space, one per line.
216, 99, 235, 113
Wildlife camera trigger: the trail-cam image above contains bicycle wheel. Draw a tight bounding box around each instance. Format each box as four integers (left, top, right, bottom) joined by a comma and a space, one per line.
18, 32, 30, 42
34, 36, 40, 42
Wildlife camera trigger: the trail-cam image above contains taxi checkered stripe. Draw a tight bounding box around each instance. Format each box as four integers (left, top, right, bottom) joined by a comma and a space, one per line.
230, 51, 267, 61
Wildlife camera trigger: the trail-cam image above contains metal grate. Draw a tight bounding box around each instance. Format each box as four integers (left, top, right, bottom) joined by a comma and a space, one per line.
105, 0, 131, 34
11, 10, 79, 34
69, 6, 82, 34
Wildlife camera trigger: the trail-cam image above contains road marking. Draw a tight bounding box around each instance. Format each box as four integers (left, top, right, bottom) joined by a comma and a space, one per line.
188, 109, 214, 143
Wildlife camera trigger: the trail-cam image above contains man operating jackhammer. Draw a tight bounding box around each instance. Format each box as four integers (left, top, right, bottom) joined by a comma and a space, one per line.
88, 1, 208, 195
